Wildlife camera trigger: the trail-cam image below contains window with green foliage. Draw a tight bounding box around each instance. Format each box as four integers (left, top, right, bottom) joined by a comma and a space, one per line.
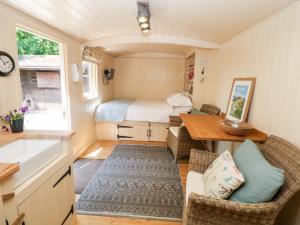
16, 29, 59, 55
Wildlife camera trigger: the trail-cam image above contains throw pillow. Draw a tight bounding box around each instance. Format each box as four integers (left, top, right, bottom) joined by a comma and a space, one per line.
203, 151, 245, 199
229, 140, 285, 203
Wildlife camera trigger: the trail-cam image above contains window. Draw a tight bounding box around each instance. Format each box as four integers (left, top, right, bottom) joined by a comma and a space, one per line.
16, 28, 69, 130
82, 61, 98, 99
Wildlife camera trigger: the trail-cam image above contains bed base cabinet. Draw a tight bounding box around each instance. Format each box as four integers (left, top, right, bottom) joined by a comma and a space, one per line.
117, 122, 149, 141
96, 122, 168, 142
148, 123, 169, 142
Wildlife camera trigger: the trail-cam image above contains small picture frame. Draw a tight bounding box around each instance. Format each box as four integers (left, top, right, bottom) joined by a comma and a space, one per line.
226, 77, 256, 123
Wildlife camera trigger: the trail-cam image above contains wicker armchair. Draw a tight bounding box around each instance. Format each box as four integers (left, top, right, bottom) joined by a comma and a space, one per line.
199, 104, 220, 115
167, 104, 220, 160
168, 122, 208, 160
183, 135, 300, 225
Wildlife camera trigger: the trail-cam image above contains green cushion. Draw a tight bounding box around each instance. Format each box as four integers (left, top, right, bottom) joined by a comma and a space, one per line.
229, 140, 285, 203
190, 108, 207, 115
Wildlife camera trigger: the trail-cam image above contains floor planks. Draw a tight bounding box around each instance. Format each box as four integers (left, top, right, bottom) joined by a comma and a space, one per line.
74, 140, 188, 225
74, 215, 183, 225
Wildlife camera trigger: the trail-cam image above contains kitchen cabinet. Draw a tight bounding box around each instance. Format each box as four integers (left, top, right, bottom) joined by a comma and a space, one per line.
18, 165, 74, 225
0, 133, 75, 225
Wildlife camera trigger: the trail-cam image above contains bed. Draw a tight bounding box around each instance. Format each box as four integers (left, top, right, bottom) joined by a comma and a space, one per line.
95, 97, 191, 142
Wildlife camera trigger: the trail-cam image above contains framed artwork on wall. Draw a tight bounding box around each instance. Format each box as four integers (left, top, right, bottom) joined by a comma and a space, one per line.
226, 77, 256, 122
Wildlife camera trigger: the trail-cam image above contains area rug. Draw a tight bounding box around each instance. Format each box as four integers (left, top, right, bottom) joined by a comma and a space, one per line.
74, 158, 104, 194
76, 144, 184, 220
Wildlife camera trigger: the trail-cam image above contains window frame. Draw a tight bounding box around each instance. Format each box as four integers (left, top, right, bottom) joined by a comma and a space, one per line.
82, 60, 99, 100
16, 26, 71, 131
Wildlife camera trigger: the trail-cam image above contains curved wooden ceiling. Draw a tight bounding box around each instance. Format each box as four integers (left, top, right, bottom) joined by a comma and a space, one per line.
2, 0, 298, 56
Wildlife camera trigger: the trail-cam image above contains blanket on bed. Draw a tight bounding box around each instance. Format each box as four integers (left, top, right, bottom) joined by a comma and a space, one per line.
94, 99, 134, 122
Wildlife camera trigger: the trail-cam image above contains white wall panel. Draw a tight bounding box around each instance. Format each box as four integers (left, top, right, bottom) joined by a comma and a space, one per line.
202, 2, 300, 148
114, 55, 185, 99
192, 3, 300, 224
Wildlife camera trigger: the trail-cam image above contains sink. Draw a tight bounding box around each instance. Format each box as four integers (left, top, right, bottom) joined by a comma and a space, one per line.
0, 139, 62, 188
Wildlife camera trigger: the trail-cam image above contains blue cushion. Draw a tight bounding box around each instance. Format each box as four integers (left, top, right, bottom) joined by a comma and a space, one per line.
229, 140, 285, 203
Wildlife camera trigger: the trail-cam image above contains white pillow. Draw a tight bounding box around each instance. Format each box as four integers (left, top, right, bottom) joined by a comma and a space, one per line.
167, 92, 192, 107
203, 151, 245, 199
170, 106, 192, 116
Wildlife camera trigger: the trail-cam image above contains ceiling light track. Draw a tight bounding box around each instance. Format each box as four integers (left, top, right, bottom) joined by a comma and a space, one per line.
137, 2, 151, 33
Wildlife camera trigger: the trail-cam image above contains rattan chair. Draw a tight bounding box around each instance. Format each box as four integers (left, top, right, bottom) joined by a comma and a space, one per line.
199, 104, 221, 115
183, 135, 300, 225
167, 104, 220, 160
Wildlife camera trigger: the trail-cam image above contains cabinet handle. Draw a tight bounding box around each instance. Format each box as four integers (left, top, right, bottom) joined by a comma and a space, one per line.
53, 166, 71, 188
2, 192, 15, 202
117, 124, 133, 129
11, 213, 25, 225
117, 135, 133, 139
147, 129, 151, 137
61, 205, 74, 225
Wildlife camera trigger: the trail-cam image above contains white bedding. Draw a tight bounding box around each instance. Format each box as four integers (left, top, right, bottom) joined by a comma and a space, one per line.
95, 98, 191, 123
125, 99, 191, 123
125, 99, 171, 123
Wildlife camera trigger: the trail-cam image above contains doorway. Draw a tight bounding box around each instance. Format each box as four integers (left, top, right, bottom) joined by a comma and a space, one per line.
16, 28, 69, 130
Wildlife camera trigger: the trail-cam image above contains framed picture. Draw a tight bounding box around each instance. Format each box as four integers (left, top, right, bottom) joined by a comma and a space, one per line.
226, 77, 256, 122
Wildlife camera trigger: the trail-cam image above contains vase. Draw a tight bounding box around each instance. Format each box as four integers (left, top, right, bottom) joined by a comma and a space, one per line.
10, 118, 24, 133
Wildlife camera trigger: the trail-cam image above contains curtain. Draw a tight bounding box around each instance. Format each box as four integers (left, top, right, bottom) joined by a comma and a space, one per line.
82, 46, 102, 63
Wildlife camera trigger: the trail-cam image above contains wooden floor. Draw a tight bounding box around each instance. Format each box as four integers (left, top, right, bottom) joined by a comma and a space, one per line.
74, 140, 188, 225
80, 140, 168, 160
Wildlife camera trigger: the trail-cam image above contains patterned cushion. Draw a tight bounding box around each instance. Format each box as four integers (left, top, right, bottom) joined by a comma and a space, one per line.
203, 151, 245, 199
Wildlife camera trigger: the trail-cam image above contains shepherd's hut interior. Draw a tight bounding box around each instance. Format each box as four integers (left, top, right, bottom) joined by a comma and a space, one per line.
0, 1, 300, 225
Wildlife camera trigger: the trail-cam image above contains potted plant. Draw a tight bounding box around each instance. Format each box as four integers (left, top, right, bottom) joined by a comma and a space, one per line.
0, 106, 29, 133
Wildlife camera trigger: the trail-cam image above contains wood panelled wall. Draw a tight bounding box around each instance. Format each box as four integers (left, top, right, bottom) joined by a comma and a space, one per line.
0, 5, 21, 115
194, 2, 300, 149
114, 54, 185, 99
192, 2, 300, 224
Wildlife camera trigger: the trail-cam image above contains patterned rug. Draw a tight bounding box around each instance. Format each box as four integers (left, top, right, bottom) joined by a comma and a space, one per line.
74, 158, 104, 194
76, 144, 184, 220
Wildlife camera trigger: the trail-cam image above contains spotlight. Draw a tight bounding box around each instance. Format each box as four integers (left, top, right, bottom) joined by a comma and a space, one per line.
138, 16, 148, 23
141, 27, 151, 33
140, 22, 150, 29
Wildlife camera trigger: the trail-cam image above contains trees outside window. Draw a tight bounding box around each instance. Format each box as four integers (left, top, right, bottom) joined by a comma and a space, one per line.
16, 29, 59, 55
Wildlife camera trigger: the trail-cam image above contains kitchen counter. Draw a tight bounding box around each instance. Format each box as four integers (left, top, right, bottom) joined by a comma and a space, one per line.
0, 132, 24, 148
0, 162, 19, 182
0, 130, 75, 183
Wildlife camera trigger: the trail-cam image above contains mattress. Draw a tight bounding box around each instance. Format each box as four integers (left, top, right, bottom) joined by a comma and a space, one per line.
95, 99, 191, 123
94, 99, 134, 122
125, 99, 171, 123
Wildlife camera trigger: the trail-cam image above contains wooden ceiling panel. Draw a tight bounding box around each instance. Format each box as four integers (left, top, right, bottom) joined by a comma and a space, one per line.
2, 0, 298, 56
103, 43, 193, 57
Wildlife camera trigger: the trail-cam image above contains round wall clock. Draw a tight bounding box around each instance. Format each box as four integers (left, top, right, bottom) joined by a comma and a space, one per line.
0, 51, 15, 76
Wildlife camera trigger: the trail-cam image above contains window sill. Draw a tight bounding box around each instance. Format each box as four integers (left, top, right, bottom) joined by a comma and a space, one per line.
83, 95, 98, 101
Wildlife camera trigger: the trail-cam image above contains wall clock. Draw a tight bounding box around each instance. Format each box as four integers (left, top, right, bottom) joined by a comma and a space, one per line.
0, 51, 15, 76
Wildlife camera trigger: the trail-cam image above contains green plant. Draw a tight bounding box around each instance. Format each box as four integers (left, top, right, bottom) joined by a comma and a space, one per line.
0, 106, 28, 127
16, 29, 59, 55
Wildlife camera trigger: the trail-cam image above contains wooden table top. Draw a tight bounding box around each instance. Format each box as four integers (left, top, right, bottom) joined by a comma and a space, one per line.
180, 114, 268, 143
